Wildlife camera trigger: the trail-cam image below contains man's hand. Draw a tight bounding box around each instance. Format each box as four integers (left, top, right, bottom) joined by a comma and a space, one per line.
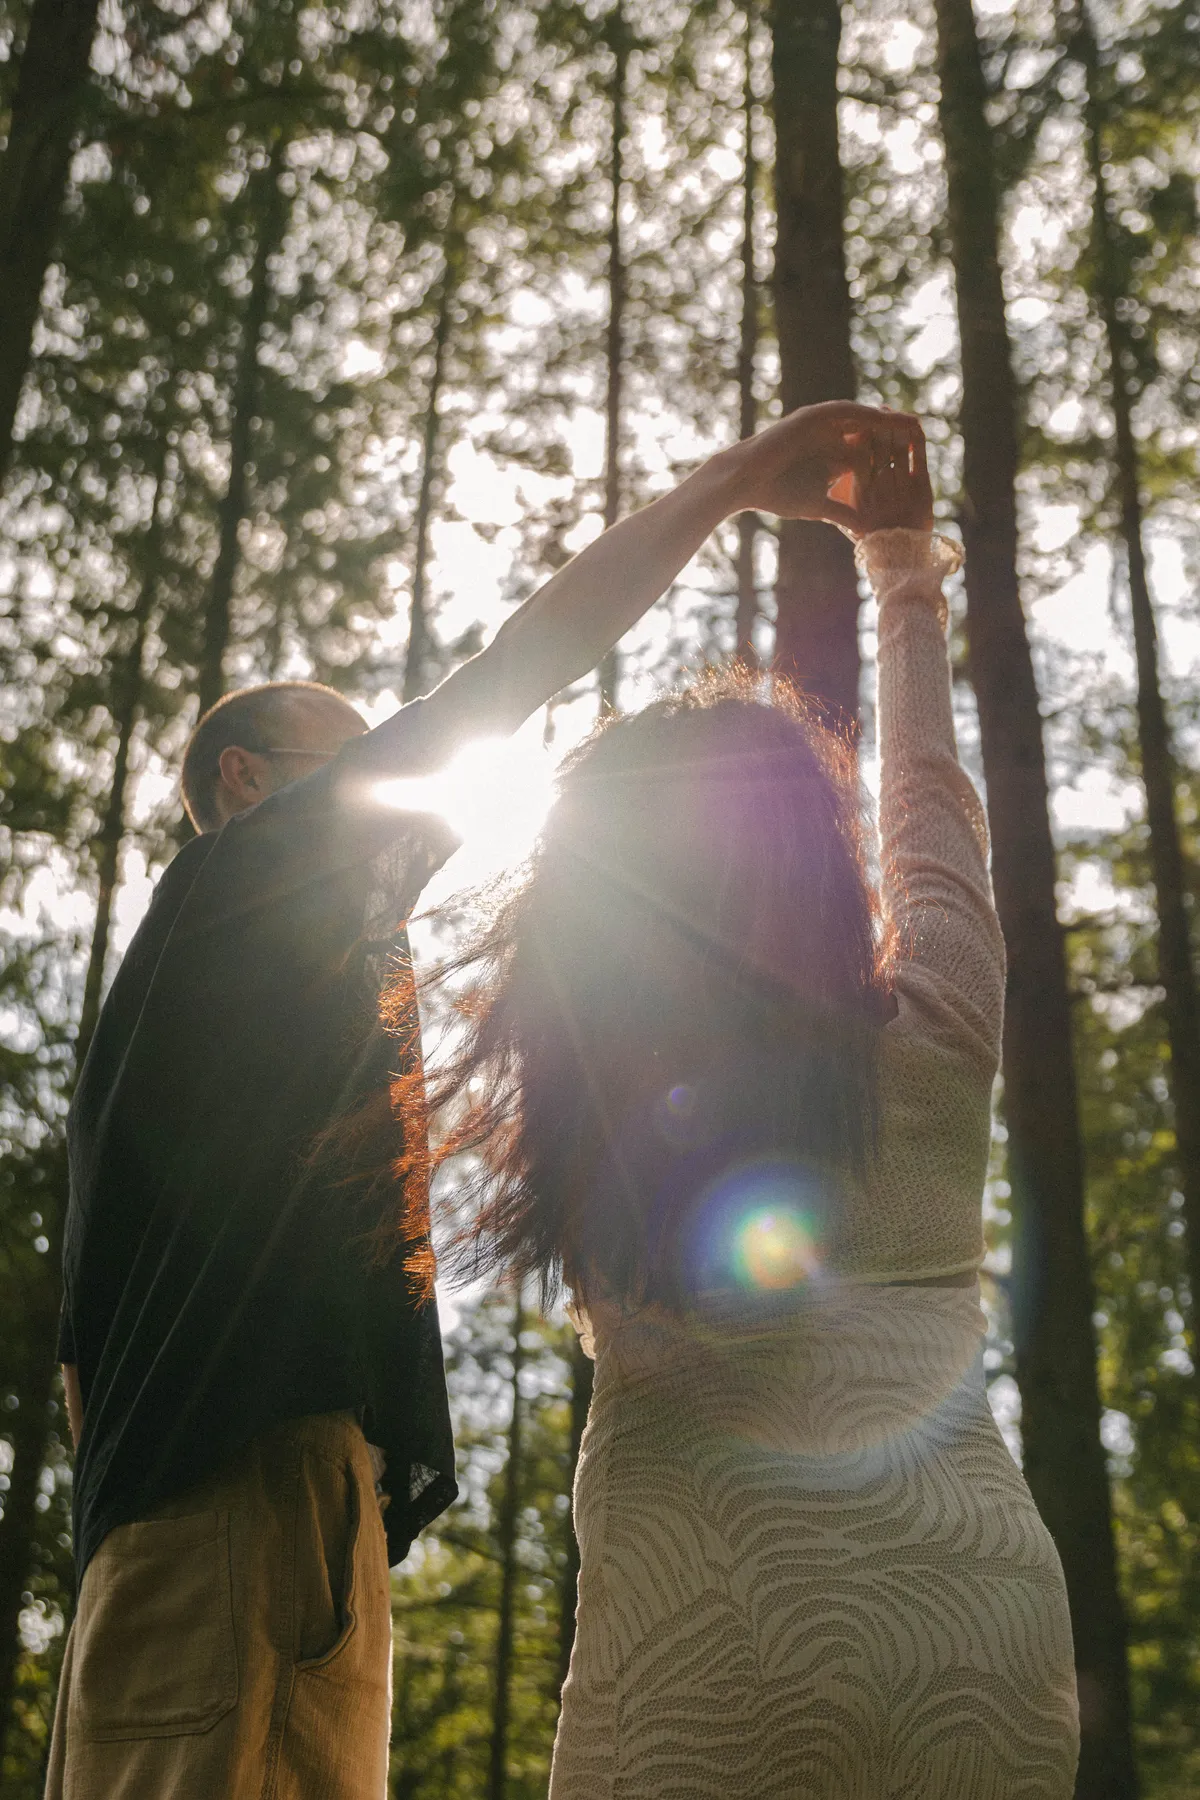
725, 400, 933, 539
824, 410, 934, 539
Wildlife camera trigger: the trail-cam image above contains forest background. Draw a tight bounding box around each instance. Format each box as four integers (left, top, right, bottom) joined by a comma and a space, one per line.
1, 0, 1200, 1796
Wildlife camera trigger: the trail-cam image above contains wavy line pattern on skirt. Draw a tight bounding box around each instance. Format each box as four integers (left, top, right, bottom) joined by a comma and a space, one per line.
550, 1286, 1079, 1800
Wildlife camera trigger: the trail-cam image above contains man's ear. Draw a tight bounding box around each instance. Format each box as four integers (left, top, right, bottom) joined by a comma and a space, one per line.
218, 744, 264, 815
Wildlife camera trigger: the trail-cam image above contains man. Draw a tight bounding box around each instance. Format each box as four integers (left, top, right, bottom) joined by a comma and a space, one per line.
46, 400, 880, 1799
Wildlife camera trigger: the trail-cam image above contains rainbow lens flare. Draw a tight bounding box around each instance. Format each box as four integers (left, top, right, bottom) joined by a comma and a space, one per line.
734, 1207, 821, 1291
688, 1159, 828, 1293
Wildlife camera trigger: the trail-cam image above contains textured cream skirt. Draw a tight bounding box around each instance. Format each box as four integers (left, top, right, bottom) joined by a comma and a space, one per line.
550, 1285, 1079, 1800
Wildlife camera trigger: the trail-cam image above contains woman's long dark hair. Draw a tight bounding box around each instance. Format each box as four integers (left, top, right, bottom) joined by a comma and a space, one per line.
390, 665, 895, 1311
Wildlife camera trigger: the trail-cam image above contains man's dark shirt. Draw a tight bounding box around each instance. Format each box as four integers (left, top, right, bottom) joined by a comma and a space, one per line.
59, 704, 461, 1581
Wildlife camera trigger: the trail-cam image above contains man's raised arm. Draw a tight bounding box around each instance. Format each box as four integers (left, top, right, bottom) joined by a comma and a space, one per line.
404, 401, 889, 758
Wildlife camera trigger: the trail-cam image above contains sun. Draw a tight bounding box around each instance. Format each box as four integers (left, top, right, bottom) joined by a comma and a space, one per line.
374, 730, 560, 879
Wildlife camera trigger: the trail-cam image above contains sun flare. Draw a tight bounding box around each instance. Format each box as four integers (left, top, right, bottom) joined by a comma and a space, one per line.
374, 734, 560, 877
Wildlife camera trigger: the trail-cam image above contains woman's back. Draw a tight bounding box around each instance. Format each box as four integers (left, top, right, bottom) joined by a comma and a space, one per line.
550, 529, 1079, 1799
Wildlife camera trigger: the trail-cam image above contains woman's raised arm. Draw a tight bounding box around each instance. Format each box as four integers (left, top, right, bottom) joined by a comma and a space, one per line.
863, 526, 1005, 1073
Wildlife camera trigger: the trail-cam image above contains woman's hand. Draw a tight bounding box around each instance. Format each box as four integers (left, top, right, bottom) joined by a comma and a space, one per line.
724, 401, 933, 540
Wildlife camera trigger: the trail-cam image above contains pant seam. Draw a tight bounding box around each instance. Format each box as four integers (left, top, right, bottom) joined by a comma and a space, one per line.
259, 1441, 303, 1800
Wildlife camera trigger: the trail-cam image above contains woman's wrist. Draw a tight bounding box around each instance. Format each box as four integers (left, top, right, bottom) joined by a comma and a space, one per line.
854, 527, 962, 574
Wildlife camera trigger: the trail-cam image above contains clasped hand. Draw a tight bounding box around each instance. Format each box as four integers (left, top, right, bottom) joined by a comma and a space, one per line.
725, 400, 934, 541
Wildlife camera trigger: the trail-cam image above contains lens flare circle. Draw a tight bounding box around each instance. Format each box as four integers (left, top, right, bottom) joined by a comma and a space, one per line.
689, 1158, 828, 1295
735, 1206, 821, 1291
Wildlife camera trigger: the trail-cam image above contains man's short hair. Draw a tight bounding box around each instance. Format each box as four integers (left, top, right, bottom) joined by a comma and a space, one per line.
181, 681, 359, 832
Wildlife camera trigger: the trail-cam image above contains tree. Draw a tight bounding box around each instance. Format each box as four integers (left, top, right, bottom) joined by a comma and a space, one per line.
197, 145, 291, 715
598, 2, 631, 715
402, 278, 454, 703
487, 1288, 527, 1800
768, 0, 860, 729
0, 0, 104, 482
735, 3, 761, 665
1065, 0, 1200, 1378
931, 0, 1138, 1791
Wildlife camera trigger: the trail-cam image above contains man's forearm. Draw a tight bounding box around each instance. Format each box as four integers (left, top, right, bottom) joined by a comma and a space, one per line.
420, 449, 744, 745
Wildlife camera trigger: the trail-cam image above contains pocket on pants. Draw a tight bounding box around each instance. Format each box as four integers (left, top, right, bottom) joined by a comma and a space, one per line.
72, 1510, 238, 1739
292, 1451, 361, 1669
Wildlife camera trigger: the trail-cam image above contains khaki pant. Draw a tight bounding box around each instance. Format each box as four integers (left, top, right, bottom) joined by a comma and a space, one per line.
46, 1412, 392, 1800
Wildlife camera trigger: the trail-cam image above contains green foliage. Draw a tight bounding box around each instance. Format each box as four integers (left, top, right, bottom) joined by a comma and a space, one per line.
390, 1297, 573, 1797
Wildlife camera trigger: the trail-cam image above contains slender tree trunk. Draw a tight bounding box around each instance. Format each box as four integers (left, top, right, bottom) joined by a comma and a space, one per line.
556, 1334, 595, 1696
198, 151, 288, 715
402, 280, 453, 704
735, 7, 760, 665
0, 455, 168, 1755
438, 1642, 461, 1792
768, 0, 860, 730
0, 1206, 61, 1762
598, 4, 628, 715
78, 463, 168, 1058
1069, 0, 1200, 1365
487, 1290, 526, 1800
0, 0, 103, 483
932, 1, 1137, 1793
76, 620, 151, 1055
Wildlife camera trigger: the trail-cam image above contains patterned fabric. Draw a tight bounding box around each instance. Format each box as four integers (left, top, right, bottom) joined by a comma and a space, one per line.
551, 530, 1080, 1798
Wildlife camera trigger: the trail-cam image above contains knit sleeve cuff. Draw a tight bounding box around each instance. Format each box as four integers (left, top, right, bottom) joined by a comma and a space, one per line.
854, 529, 964, 632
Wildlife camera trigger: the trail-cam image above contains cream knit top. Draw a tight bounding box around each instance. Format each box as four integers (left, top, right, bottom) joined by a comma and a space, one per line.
835, 524, 1004, 1280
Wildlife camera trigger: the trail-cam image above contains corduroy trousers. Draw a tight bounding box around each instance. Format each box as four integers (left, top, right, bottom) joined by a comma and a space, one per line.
46, 1411, 392, 1800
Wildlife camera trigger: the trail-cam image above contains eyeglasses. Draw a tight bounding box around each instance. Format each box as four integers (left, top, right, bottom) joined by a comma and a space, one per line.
250, 746, 338, 762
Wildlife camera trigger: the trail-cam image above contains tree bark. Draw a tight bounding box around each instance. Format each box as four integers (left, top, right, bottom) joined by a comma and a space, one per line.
597, 3, 628, 716
735, 7, 760, 665
0, 0, 103, 484
78, 461, 168, 1059
487, 1290, 526, 1800
402, 280, 453, 704
1070, 0, 1200, 1369
0, 1218, 61, 1765
931, 0, 1138, 1793
768, 0, 860, 730
0, 452, 168, 1755
198, 151, 288, 715
556, 1332, 595, 1696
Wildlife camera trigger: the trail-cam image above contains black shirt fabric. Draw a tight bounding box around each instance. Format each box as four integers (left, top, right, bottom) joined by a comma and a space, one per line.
60, 701, 462, 1581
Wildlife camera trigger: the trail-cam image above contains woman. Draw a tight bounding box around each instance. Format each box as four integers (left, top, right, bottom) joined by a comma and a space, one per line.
418, 410, 1079, 1797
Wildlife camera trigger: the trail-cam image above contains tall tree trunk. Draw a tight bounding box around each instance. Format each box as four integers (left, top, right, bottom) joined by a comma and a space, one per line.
598, 3, 628, 716
0, 0, 103, 484
78, 462, 168, 1058
198, 150, 288, 715
768, 0, 860, 730
735, 6, 760, 665
438, 1641, 461, 1792
402, 280, 453, 704
1070, 0, 1200, 1368
932, 0, 1137, 1793
0, 455, 168, 1755
487, 1290, 526, 1800
0, 1173, 61, 1764
556, 1333, 595, 1696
